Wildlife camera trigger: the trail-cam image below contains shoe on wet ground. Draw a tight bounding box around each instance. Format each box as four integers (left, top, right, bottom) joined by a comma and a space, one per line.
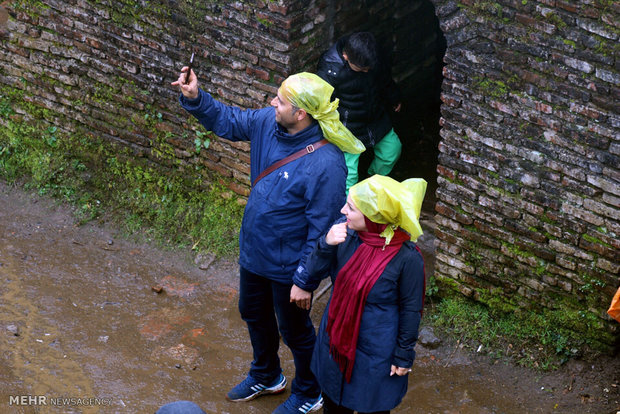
272, 393, 323, 414
226, 373, 287, 402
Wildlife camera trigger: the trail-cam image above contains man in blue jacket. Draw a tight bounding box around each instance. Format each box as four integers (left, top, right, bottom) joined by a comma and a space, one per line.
172, 69, 363, 414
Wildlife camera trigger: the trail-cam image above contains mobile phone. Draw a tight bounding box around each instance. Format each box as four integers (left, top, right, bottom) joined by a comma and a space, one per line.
185, 52, 195, 85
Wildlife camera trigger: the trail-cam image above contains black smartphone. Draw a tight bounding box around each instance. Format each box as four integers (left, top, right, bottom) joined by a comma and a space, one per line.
185, 52, 195, 85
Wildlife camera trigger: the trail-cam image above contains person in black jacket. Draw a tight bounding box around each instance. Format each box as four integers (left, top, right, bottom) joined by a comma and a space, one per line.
317, 32, 402, 190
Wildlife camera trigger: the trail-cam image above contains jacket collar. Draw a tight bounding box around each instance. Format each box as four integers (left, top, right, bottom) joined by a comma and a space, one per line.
274, 120, 322, 151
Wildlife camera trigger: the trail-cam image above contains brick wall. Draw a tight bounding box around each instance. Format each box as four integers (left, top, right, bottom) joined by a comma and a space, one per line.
1, 0, 617, 345
430, 0, 619, 345
0, 0, 443, 192
0, 0, 338, 196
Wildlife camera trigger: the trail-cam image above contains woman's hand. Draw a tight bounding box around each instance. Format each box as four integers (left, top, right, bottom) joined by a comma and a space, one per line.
171, 67, 199, 100
290, 284, 312, 310
389, 365, 411, 376
325, 222, 348, 245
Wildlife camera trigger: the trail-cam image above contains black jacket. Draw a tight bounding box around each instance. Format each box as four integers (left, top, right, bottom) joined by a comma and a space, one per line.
317, 36, 401, 147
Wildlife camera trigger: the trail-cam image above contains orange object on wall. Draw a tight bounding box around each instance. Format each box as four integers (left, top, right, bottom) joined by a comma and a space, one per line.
608, 288, 620, 323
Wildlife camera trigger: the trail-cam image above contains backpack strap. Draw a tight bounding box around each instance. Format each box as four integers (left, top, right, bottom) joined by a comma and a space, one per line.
252, 139, 329, 187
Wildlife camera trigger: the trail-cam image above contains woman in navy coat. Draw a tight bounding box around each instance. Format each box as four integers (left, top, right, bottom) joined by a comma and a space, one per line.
293, 175, 426, 414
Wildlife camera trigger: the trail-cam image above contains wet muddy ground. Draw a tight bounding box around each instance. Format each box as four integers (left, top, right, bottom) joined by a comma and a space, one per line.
1, 180, 619, 414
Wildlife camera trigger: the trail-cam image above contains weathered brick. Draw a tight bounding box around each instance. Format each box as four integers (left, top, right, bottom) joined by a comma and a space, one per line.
469, 203, 504, 226
437, 252, 475, 274
587, 175, 620, 195
435, 201, 473, 225
440, 92, 462, 108
557, 279, 572, 292
436, 263, 463, 281
579, 237, 618, 260
224, 179, 250, 197
523, 277, 545, 292
576, 17, 618, 40
583, 199, 620, 221
596, 258, 619, 274
488, 99, 518, 116
220, 155, 250, 176
442, 66, 467, 83
440, 10, 470, 33
505, 220, 548, 243
516, 13, 556, 35
556, 254, 578, 271
457, 228, 500, 253
437, 176, 478, 201
232, 168, 249, 184
202, 158, 232, 178
469, 221, 511, 246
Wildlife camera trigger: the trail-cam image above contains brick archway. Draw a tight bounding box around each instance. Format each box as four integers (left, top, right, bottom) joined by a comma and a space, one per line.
306, 0, 446, 210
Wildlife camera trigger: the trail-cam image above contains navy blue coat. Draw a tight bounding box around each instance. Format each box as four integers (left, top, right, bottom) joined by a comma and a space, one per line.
302, 228, 425, 412
181, 90, 347, 286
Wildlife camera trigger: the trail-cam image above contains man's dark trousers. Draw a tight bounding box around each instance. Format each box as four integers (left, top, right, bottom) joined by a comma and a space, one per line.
239, 267, 321, 398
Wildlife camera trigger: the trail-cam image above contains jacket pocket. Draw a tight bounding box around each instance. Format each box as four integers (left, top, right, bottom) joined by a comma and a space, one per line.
254, 168, 291, 204
279, 236, 304, 268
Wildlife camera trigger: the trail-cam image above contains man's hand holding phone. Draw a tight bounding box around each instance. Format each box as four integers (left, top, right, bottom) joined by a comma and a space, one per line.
171, 53, 199, 100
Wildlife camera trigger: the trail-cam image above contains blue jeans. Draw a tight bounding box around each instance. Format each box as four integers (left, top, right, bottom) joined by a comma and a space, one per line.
239, 267, 320, 398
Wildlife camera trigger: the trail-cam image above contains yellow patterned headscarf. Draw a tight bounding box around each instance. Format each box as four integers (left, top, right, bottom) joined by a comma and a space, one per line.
279, 72, 365, 154
349, 175, 427, 244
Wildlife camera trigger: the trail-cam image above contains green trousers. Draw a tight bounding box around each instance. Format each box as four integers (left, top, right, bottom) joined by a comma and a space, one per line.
344, 128, 402, 191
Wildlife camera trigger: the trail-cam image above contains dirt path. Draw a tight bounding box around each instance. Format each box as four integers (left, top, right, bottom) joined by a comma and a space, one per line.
0, 180, 618, 413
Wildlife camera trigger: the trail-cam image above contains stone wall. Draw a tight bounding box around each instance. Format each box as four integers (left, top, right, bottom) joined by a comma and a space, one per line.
430, 0, 619, 345
0, 0, 444, 193
1, 0, 618, 346
0, 0, 337, 196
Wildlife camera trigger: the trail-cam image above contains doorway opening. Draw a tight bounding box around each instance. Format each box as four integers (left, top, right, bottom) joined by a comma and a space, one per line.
335, 0, 447, 215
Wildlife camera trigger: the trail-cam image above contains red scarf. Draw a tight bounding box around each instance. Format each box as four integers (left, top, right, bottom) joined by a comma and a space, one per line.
326, 217, 410, 382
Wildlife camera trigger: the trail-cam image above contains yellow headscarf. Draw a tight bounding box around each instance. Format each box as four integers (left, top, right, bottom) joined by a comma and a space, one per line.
279, 72, 365, 154
349, 175, 427, 244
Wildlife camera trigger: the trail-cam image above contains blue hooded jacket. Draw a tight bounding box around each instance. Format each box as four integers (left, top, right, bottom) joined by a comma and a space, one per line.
180, 90, 347, 286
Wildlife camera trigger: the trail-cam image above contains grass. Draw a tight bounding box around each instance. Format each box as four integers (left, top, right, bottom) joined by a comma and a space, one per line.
0, 91, 244, 258
424, 295, 601, 371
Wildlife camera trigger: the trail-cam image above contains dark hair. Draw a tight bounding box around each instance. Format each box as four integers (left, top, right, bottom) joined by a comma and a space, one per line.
290, 103, 300, 116
343, 32, 377, 69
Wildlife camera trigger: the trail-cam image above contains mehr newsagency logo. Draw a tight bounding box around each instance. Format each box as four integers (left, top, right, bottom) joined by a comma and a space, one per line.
9, 395, 112, 407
